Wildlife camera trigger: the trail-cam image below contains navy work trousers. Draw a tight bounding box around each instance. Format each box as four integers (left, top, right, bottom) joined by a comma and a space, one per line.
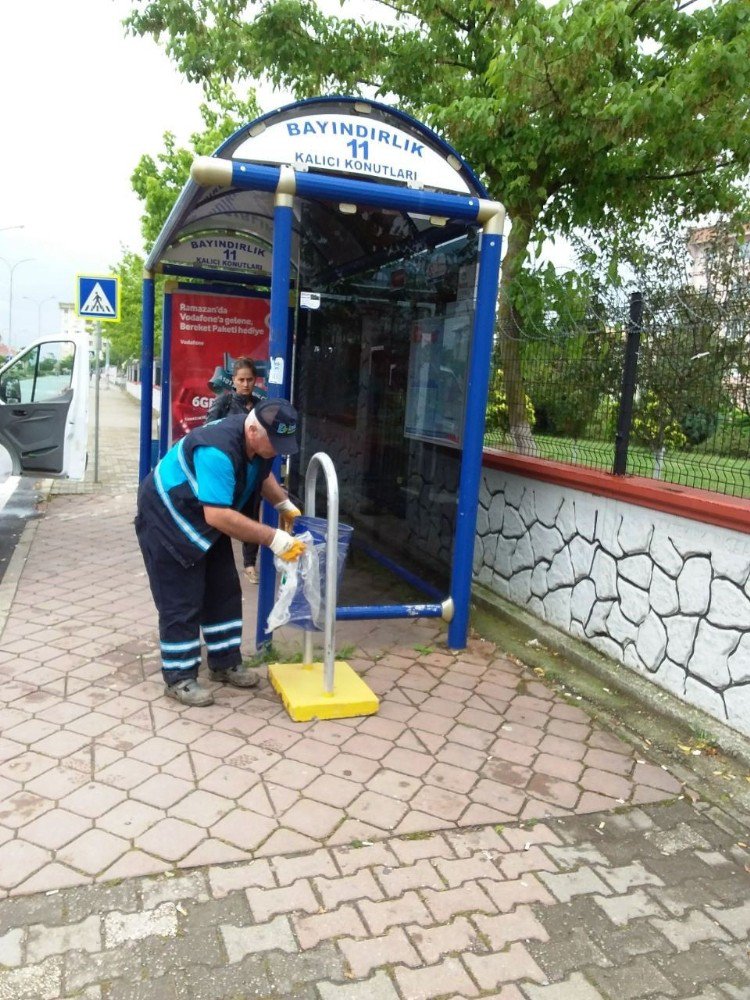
135, 519, 244, 686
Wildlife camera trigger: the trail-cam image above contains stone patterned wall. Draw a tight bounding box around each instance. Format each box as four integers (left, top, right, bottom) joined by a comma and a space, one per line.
475, 468, 750, 737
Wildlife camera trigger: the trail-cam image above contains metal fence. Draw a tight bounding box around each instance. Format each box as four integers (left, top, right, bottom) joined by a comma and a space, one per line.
485, 278, 750, 500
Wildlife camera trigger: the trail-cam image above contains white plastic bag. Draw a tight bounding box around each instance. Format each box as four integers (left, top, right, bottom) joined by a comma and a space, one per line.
266, 531, 322, 631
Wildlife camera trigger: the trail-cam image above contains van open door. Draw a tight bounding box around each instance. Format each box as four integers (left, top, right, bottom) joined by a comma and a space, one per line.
0, 334, 89, 478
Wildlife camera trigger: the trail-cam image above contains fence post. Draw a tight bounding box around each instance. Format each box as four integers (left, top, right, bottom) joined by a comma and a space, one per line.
613, 290, 643, 476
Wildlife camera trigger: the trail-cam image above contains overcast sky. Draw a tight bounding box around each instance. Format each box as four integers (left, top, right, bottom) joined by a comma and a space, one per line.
0, 0, 573, 353
0, 0, 291, 350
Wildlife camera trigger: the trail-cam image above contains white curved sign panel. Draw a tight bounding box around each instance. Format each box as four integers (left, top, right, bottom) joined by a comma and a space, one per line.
232, 113, 470, 195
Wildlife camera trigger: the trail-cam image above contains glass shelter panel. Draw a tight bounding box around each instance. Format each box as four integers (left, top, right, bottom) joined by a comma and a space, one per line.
292, 202, 479, 590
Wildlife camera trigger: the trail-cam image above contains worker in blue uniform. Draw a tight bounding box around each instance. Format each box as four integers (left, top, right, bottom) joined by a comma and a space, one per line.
135, 398, 303, 707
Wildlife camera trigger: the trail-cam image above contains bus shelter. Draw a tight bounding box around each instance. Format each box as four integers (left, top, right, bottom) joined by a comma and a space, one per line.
140, 97, 505, 652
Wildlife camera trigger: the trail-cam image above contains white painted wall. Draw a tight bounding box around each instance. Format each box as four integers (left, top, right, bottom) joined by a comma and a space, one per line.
475, 468, 750, 737
126, 381, 161, 412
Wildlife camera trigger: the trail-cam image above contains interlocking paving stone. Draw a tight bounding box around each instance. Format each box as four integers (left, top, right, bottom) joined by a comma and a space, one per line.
0, 955, 63, 1000
522, 972, 606, 999
266, 941, 347, 994
104, 903, 178, 947
317, 971, 400, 1000
394, 956, 479, 998
464, 941, 547, 989
586, 954, 678, 999
0, 927, 23, 968
339, 926, 421, 978
0, 389, 749, 1000
359, 890, 433, 934
221, 913, 297, 959
652, 940, 750, 995
406, 915, 480, 964
594, 887, 668, 927
247, 877, 320, 921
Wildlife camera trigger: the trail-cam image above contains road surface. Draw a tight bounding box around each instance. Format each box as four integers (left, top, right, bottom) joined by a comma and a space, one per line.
0, 446, 41, 586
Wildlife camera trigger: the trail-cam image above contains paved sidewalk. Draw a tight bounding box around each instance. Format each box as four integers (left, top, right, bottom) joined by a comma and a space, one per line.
0, 386, 747, 998
0, 798, 748, 1000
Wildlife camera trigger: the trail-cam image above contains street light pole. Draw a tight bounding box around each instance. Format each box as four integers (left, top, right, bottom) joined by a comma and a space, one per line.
0, 256, 35, 351
23, 295, 56, 336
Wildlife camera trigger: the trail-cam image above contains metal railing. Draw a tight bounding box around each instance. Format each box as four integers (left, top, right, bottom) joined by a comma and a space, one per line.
485, 284, 750, 499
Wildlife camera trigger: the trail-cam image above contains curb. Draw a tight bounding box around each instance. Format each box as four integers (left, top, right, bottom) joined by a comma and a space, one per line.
0, 477, 52, 641
0, 516, 41, 642
470, 583, 750, 777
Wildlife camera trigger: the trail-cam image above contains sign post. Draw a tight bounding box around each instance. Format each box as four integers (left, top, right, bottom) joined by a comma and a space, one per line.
76, 274, 120, 484
94, 322, 101, 482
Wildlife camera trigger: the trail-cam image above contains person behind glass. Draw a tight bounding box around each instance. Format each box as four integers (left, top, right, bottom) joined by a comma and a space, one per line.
206, 358, 264, 583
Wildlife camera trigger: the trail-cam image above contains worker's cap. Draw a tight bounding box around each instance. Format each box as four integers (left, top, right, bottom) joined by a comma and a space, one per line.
254, 398, 299, 455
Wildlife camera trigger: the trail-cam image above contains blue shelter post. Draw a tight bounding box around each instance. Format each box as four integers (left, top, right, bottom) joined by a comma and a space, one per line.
256, 167, 296, 650
139, 271, 156, 482
159, 291, 173, 458
448, 209, 505, 649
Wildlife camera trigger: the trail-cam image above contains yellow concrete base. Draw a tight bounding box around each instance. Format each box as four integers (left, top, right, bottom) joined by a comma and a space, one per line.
268, 660, 380, 722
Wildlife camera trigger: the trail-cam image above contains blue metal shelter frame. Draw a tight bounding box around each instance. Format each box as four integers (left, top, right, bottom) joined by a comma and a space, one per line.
139, 97, 505, 651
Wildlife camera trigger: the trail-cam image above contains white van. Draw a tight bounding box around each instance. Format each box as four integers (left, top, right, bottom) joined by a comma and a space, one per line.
0, 333, 89, 479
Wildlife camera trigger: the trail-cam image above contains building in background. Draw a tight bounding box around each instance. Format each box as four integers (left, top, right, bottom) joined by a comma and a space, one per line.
688, 223, 750, 294
58, 302, 90, 343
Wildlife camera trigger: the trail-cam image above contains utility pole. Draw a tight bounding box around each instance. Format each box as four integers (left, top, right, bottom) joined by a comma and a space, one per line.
0, 256, 35, 350
24, 295, 56, 336
94, 322, 102, 483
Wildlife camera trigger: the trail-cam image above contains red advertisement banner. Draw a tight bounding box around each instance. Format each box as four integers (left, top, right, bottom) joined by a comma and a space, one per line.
169, 291, 270, 441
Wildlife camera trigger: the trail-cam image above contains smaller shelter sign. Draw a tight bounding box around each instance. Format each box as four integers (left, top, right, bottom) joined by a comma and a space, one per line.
164, 234, 272, 277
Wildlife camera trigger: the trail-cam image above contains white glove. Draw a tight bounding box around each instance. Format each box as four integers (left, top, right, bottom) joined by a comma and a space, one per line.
270, 529, 295, 556
274, 498, 302, 532
270, 529, 306, 562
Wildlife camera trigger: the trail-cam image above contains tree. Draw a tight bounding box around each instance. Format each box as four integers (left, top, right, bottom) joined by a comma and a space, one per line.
108, 88, 261, 364
107, 249, 154, 365
132, 84, 261, 250
508, 265, 622, 441
126, 0, 750, 449
575, 217, 748, 474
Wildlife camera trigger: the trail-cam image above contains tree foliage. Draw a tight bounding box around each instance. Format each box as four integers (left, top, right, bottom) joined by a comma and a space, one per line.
108, 88, 260, 362
107, 249, 157, 365
125, 0, 750, 442
573, 216, 750, 469
629, 220, 750, 461
131, 85, 261, 250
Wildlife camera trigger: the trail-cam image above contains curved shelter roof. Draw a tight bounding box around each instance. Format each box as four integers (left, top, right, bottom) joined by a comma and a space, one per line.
145, 96, 491, 285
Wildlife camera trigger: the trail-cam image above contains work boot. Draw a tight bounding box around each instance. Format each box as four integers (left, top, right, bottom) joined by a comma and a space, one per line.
209, 663, 261, 688
165, 678, 215, 707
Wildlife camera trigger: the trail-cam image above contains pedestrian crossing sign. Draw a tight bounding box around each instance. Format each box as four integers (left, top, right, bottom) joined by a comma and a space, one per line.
76, 274, 120, 322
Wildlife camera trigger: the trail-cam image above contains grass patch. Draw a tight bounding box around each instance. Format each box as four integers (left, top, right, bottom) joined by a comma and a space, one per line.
485, 432, 750, 498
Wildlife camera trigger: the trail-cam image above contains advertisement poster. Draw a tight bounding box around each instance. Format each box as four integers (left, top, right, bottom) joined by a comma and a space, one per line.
170, 291, 270, 441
